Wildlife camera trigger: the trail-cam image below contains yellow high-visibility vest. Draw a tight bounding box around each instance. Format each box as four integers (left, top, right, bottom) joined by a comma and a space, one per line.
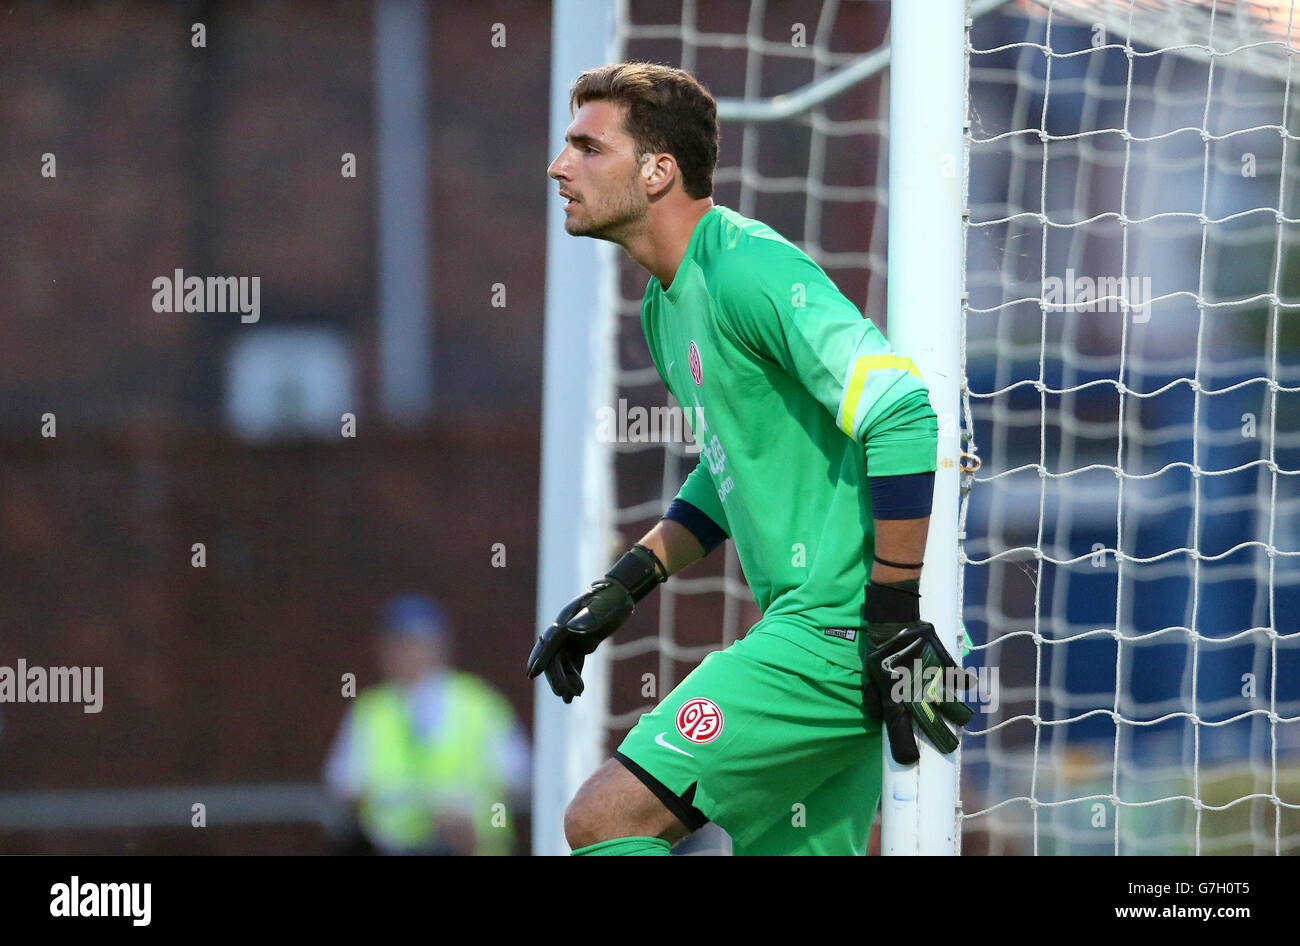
352, 673, 515, 855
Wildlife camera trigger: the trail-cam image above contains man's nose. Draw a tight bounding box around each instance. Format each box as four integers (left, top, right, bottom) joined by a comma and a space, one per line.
548, 151, 569, 180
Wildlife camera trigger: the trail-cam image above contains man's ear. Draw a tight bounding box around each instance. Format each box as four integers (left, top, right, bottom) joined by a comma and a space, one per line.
640, 152, 677, 196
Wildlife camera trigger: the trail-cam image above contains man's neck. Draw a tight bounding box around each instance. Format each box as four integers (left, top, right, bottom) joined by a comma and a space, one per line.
400, 667, 446, 693
621, 198, 714, 288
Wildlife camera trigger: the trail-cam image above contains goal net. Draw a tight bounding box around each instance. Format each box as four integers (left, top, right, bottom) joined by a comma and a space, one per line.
541, 0, 1300, 855
961, 0, 1300, 855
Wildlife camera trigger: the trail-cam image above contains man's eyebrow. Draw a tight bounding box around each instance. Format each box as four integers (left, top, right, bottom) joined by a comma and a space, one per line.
564, 132, 601, 147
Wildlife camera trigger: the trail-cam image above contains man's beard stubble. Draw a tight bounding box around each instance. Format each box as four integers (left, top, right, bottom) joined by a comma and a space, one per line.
567, 178, 646, 244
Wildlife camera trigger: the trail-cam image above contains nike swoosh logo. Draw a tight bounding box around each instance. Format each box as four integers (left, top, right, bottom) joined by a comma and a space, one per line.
655, 731, 694, 757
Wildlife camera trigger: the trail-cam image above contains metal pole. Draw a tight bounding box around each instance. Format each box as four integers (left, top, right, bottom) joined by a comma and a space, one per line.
883, 0, 966, 856
374, 0, 433, 424
533, 0, 619, 856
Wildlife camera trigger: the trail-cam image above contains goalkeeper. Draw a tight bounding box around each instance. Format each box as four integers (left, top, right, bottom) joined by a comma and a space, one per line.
531, 61, 973, 856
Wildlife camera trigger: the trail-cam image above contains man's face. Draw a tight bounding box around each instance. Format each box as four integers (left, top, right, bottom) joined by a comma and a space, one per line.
379, 634, 441, 687
547, 100, 648, 242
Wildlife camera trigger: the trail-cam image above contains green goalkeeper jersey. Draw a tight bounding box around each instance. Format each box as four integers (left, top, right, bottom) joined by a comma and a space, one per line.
642, 205, 938, 670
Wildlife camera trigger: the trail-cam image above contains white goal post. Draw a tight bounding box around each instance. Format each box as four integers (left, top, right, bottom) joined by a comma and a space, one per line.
882, 0, 966, 857
534, 0, 622, 858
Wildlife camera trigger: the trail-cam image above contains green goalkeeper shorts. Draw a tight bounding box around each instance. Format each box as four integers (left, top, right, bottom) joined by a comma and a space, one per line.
614, 622, 882, 855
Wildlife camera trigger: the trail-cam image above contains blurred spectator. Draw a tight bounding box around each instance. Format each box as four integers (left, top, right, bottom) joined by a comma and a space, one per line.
323, 594, 530, 855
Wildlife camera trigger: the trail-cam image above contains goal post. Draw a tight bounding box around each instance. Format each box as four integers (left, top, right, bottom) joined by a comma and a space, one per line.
882, 0, 967, 857
532, 0, 620, 857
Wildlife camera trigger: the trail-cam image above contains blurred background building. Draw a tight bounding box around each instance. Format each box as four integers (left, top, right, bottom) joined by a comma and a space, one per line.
0, 0, 551, 854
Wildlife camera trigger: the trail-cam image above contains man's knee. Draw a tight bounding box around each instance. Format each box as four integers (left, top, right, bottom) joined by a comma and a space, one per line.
563, 758, 689, 850
563, 760, 623, 849
563, 791, 601, 851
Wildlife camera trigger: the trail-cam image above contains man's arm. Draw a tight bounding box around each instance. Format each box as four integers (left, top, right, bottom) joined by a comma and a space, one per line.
711, 245, 934, 450
864, 508, 973, 765
871, 515, 928, 584
526, 517, 711, 703
635, 517, 706, 578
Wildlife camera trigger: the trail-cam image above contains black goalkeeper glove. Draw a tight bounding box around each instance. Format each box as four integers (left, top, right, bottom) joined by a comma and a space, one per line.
863, 579, 974, 765
526, 544, 666, 703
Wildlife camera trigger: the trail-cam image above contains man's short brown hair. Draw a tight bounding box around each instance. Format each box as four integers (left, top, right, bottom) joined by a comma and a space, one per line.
570, 61, 720, 200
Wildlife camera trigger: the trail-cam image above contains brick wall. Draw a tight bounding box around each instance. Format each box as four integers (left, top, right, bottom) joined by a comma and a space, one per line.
0, 0, 557, 853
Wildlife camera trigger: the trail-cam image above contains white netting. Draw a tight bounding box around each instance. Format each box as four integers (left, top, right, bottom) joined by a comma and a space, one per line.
598, 0, 1300, 855
960, 0, 1300, 854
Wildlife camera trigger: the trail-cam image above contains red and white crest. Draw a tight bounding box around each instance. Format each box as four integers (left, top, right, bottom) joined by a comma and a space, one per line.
688, 340, 703, 386
675, 697, 724, 744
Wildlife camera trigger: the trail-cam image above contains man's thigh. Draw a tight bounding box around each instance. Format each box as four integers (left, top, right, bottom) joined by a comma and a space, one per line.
614, 628, 879, 850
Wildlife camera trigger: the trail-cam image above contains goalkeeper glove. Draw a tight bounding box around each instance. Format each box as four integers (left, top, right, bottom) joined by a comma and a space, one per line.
863, 579, 974, 765
526, 544, 666, 703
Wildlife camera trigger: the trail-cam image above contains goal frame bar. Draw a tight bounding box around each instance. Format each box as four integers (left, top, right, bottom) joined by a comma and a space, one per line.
881, 0, 967, 857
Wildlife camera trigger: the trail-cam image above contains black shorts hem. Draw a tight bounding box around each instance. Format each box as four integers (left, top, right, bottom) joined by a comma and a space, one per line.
613, 751, 710, 833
